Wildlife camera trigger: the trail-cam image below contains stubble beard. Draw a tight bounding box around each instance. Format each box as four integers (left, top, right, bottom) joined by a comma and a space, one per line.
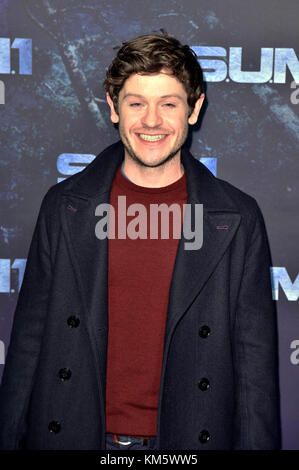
118, 119, 189, 169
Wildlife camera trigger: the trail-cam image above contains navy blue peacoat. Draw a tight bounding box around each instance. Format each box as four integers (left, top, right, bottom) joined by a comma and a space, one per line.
0, 140, 281, 450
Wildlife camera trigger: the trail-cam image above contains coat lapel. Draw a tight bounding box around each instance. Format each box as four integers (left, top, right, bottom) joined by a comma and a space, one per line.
60, 142, 124, 336
60, 139, 241, 359
164, 147, 241, 338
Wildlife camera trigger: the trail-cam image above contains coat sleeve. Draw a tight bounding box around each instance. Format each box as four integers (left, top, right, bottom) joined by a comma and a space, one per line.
233, 200, 281, 449
0, 188, 54, 449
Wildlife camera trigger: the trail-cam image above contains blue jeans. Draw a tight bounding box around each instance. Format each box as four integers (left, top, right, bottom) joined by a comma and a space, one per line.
105, 433, 157, 450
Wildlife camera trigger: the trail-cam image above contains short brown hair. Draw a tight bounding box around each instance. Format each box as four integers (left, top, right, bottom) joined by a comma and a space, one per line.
103, 33, 204, 116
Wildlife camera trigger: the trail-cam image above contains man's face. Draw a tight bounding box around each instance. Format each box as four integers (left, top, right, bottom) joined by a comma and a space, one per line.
106, 69, 204, 168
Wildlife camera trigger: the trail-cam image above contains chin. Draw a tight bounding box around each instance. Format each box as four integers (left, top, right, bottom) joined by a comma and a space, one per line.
133, 151, 174, 167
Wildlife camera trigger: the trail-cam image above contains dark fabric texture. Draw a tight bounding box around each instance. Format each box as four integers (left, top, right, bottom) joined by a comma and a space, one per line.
0, 140, 281, 450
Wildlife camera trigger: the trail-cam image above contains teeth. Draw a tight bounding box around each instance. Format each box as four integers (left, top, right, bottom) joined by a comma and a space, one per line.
139, 134, 166, 142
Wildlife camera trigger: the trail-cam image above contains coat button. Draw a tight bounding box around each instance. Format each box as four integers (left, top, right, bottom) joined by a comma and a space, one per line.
67, 315, 80, 328
48, 421, 61, 434
198, 378, 210, 391
198, 325, 211, 338
199, 430, 210, 443
58, 368, 72, 381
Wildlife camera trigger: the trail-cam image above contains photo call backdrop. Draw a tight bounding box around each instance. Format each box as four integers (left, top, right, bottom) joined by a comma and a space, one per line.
0, 0, 298, 449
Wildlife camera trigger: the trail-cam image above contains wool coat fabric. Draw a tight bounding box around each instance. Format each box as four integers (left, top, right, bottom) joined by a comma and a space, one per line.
0, 140, 281, 450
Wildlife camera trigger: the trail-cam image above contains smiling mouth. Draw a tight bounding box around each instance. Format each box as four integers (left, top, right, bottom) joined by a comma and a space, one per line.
137, 133, 168, 142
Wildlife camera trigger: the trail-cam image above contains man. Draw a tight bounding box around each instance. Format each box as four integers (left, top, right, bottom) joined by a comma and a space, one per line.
0, 33, 281, 450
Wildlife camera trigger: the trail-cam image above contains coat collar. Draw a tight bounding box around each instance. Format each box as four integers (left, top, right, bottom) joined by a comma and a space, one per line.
63, 139, 239, 213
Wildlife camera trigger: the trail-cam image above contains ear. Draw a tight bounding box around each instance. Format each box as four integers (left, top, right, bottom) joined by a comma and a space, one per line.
188, 93, 205, 125
106, 93, 119, 124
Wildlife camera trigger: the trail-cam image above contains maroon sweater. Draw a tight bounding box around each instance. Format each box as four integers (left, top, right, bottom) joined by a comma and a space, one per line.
105, 164, 187, 436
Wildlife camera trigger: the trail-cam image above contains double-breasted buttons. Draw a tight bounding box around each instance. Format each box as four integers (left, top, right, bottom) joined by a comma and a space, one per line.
198, 327, 211, 444
199, 430, 210, 443
48, 421, 61, 434
198, 325, 211, 338
58, 368, 72, 381
67, 315, 80, 328
198, 377, 210, 391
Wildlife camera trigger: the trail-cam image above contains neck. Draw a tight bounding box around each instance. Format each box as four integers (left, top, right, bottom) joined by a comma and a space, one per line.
122, 152, 184, 188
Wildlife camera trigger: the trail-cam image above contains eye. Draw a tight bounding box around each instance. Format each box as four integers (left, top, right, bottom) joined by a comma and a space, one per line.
129, 102, 142, 107
163, 103, 176, 108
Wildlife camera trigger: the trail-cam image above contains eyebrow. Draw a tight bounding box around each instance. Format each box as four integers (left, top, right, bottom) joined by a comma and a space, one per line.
122, 93, 185, 102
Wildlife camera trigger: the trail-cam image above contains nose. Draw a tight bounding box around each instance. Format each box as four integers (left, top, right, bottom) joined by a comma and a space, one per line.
141, 103, 163, 128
